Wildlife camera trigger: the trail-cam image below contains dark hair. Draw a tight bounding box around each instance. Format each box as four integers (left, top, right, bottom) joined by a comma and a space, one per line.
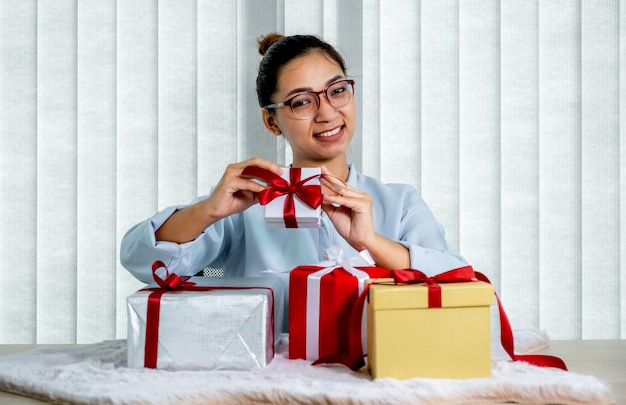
256, 33, 347, 108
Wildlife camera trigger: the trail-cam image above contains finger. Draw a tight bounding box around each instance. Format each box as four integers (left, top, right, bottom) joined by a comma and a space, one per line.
320, 172, 349, 188
323, 193, 362, 209
217, 171, 268, 195
326, 190, 373, 213
242, 179, 268, 193
238, 157, 285, 176
320, 165, 332, 176
320, 175, 350, 196
321, 178, 365, 201
321, 201, 347, 216
322, 196, 342, 209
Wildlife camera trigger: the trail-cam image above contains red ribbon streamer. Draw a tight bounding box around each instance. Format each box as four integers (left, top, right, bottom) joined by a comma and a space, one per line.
316, 265, 568, 373
473, 272, 568, 371
241, 166, 322, 228
141, 261, 275, 368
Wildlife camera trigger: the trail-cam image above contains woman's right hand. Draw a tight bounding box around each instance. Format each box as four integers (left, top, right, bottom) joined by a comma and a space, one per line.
200, 157, 285, 222
155, 157, 283, 243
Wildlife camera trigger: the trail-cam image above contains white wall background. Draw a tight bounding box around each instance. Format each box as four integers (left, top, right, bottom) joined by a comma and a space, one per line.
0, 0, 624, 344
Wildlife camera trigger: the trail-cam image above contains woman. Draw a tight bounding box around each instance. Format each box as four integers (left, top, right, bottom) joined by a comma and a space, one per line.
120, 33, 467, 302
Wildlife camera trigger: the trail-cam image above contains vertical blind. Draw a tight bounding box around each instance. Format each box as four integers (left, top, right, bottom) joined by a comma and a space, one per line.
0, 0, 624, 344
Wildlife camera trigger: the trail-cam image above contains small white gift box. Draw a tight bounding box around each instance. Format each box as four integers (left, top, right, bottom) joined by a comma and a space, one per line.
264, 167, 321, 228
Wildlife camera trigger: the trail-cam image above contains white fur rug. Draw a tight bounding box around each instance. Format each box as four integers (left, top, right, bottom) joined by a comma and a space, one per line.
0, 330, 614, 405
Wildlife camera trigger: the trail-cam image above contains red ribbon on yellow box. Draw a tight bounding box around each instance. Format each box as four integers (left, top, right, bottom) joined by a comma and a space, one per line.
391, 265, 477, 308
241, 166, 322, 228
321, 266, 568, 373
141, 261, 275, 369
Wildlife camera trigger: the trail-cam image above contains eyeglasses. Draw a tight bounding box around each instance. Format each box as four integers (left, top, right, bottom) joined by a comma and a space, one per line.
264, 79, 355, 119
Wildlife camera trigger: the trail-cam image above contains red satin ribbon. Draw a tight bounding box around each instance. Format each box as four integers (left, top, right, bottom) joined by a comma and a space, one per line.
151, 260, 193, 289
316, 265, 568, 373
289, 265, 392, 361
241, 166, 322, 228
473, 272, 568, 371
141, 261, 275, 368
391, 265, 477, 307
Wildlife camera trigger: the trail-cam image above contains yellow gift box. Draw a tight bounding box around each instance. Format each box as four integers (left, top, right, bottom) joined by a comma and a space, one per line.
367, 279, 494, 379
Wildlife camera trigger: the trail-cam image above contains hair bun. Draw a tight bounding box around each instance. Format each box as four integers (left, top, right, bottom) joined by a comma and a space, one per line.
257, 33, 285, 56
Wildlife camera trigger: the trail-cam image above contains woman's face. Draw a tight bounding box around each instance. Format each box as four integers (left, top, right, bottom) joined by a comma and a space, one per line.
264, 51, 356, 167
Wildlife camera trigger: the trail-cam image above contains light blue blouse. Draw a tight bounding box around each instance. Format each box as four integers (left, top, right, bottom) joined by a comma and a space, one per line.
120, 165, 468, 284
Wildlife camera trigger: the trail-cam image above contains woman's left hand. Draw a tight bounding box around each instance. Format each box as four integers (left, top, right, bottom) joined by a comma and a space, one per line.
319, 166, 376, 251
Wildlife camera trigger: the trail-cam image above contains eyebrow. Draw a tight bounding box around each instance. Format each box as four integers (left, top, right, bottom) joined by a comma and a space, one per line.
284, 75, 345, 98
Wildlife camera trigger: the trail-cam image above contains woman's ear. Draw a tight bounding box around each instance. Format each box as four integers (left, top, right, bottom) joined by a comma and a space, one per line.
262, 109, 282, 136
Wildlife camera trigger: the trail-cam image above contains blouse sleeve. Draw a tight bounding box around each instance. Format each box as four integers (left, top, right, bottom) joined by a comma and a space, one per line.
119, 196, 243, 283
394, 185, 469, 276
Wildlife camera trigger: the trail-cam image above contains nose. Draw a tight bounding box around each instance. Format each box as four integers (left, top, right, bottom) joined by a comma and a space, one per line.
314, 93, 337, 121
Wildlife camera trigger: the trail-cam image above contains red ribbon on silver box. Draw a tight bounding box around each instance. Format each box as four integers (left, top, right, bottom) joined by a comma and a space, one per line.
140, 261, 275, 369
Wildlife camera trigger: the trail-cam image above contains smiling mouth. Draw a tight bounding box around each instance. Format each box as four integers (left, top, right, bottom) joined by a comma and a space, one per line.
315, 126, 342, 138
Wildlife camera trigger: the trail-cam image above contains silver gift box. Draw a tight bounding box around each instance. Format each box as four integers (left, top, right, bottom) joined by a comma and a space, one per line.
127, 276, 284, 370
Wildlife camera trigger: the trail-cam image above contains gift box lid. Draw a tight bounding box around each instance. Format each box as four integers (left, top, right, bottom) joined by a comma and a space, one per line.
266, 215, 320, 223
266, 219, 320, 228
134, 275, 284, 292
368, 280, 493, 310
128, 276, 285, 335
